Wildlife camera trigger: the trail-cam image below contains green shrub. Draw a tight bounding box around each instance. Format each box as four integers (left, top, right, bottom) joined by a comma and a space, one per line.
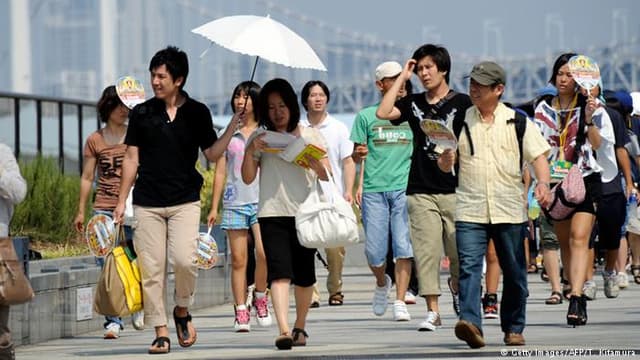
10, 156, 87, 244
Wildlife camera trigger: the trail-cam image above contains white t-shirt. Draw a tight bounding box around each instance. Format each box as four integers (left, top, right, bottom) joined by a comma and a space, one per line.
591, 106, 617, 183
301, 113, 353, 194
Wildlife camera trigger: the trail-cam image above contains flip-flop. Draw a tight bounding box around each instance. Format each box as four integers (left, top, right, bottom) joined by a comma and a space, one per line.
148, 336, 171, 354
173, 307, 197, 348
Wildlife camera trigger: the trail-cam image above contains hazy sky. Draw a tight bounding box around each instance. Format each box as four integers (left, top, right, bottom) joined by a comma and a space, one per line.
267, 0, 639, 58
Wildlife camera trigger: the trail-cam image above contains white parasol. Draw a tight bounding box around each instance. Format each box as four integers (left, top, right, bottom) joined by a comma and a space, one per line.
191, 14, 327, 82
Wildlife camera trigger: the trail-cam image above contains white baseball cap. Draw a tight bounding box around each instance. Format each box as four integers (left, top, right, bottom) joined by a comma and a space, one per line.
375, 61, 402, 81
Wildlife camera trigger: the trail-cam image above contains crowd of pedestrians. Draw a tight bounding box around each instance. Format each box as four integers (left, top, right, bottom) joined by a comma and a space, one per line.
4, 42, 640, 358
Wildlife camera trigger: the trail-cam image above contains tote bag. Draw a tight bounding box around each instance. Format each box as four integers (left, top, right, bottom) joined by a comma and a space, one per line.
543, 165, 586, 221
0, 237, 34, 306
295, 172, 359, 249
93, 226, 143, 316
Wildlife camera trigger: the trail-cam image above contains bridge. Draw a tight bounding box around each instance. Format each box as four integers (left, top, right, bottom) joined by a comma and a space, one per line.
2, 0, 640, 173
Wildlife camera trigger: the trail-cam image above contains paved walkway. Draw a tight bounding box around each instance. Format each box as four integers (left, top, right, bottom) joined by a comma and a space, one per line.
16, 266, 640, 360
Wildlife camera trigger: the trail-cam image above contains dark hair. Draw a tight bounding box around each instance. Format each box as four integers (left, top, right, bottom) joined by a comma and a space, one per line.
258, 78, 300, 132
411, 44, 451, 83
549, 52, 576, 86
300, 80, 330, 111
97, 85, 123, 123
404, 79, 413, 96
230, 81, 261, 114
149, 46, 189, 90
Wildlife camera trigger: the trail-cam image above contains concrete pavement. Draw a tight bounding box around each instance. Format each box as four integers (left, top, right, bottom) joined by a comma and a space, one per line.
15, 263, 640, 360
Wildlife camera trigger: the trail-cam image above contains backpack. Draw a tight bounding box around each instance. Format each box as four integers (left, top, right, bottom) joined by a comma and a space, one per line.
453, 109, 528, 168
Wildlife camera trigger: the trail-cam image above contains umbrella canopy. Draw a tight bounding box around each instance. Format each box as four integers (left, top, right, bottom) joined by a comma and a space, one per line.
191, 15, 327, 72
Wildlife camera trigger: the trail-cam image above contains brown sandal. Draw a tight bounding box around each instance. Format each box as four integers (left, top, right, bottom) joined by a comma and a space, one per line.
328, 292, 344, 306
545, 291, 563, 305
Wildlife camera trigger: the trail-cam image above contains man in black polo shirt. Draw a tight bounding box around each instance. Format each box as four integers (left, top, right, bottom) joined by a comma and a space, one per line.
377, 44, 472, 332
113, 46, 240, 354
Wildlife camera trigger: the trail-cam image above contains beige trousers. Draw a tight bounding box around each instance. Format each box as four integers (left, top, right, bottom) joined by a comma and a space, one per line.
312, 246, 345, 302
407, 193, 459, 296
133, 201, 200, 327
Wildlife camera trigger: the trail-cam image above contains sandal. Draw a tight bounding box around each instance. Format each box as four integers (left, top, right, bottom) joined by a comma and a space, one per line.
632, 265, 640, 285
540, 267, 549, 282
545, 291, 563, 305
527, 263, 538, 274
173, 307, 197, 348
292, 327, 308, 346
561, 278, 572, 300
148, 336, 171, 354
328, 292, 344, 306
275, 333, 293, 350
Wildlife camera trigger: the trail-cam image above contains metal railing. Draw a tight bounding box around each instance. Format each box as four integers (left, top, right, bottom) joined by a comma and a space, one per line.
0, 91, 98, 174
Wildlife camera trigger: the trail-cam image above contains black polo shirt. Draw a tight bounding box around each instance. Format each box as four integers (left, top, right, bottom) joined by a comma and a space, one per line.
125, 92, 217, 207
392, 91, 472, 195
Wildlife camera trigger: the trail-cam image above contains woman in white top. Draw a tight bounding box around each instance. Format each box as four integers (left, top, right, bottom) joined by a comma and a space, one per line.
242, 78, 330, 350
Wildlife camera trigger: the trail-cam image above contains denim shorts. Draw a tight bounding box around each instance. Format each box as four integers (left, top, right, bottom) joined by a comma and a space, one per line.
361, 190, 413, 267
221, 203, 258, 230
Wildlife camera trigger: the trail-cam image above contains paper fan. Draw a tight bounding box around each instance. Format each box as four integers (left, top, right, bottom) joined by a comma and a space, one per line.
85, 214, 116, 256
193, 228, 218, 270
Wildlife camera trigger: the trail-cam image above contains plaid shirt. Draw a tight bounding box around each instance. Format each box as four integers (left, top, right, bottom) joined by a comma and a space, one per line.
456, 103, 550, 224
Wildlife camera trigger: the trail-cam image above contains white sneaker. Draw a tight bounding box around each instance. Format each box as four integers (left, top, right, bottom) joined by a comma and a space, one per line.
392, 300, 411, 321
582, 280, 597, 301
131, 311, 145, 331
616, 272, 629, 289
103, 322, 121, 339
603, 271, 620, 298
372, 274, 392, 316
404, 291, 417, 305
418, 311, 441, 331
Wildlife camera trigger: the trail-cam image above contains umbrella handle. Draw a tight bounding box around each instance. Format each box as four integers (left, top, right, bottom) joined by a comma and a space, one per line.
199, 42, 214, 59
249, 56, 260, 84
241, 56, 261, 116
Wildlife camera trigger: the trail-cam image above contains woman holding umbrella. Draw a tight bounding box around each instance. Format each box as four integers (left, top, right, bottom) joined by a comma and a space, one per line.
241, 78, 330, 350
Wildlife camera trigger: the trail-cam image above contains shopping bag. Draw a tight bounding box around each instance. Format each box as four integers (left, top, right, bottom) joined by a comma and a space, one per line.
93, 226, 142, 316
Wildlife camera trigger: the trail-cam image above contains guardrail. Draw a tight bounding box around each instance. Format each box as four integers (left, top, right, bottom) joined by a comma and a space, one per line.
0, 91, 98, 174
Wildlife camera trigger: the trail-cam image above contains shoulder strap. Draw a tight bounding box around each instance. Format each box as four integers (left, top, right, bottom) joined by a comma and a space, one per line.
453, 117, 474, 157
427, 91, 458, 118
506, 110, 527, 168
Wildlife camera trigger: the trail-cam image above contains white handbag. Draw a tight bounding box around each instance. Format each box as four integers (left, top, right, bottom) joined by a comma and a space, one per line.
295, 172, 359, 249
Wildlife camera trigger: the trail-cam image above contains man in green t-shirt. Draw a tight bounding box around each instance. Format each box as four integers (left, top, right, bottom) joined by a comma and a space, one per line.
350, 61, 414, 322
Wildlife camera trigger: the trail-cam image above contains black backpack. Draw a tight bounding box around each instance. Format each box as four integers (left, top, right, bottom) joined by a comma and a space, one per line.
452, 109, 528, 168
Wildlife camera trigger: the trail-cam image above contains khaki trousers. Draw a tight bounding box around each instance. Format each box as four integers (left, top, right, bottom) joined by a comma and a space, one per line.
311, 246, 345, 302
407, 193, 459, 296
133, 201, 200, 327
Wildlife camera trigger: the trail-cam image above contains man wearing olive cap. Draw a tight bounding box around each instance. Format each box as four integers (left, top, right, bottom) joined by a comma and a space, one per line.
437, 61, 552, 348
